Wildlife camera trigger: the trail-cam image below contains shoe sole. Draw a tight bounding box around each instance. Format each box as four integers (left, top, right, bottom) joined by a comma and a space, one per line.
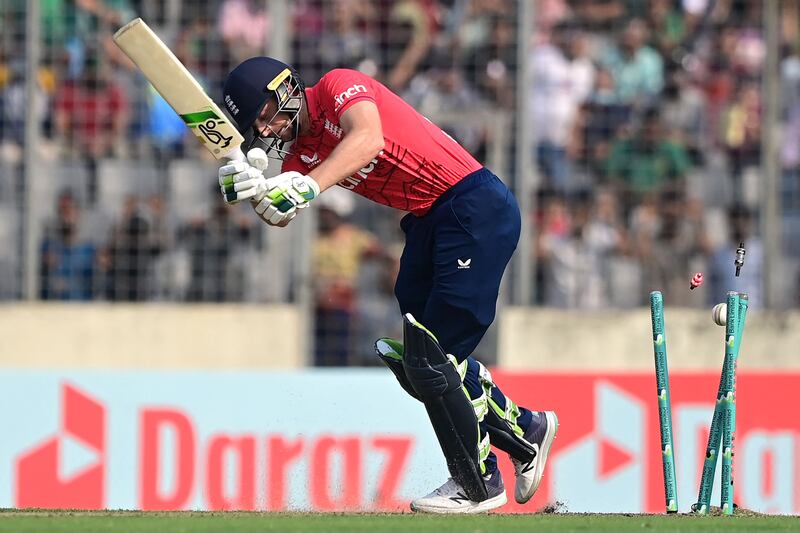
516, 410, 559, 504
410, 491, 508, 514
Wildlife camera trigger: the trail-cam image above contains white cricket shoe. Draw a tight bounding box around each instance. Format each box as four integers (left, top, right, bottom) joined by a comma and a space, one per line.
512, 410, 559, 504
410, 470, 507, 514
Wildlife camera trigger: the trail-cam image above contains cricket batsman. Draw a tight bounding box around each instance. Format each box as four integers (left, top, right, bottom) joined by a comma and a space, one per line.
217, 57, 558, 513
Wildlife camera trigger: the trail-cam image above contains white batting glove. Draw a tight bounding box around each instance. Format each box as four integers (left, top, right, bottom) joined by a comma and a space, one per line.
251, 171, 320, 227
218, 148, 270, 205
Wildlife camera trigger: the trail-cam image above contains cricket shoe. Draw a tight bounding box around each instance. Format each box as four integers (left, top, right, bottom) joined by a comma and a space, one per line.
410, 469, 507, 514
512, 410, 559, 504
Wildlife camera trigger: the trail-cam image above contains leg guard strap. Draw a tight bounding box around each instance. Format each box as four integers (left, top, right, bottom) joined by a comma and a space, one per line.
477, 362, 538, 463
485, 408, 536, 463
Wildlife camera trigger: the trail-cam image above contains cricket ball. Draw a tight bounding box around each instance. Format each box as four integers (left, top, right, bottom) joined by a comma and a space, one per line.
712, 303, 727, 326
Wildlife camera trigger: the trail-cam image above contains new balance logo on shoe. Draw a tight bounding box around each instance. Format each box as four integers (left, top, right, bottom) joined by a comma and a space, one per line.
520, 444, 540, 473
457, 258, 471, 269
449, 492, 470, 503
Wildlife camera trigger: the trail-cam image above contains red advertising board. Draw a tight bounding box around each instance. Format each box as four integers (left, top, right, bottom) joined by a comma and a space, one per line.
4, 371, 799, 513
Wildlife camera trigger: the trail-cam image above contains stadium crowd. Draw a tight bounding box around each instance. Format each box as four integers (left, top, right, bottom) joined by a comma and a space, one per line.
1, 0, 799, 364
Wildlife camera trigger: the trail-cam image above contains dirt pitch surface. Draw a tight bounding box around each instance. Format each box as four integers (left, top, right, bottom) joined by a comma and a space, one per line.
1, 509, 798, 533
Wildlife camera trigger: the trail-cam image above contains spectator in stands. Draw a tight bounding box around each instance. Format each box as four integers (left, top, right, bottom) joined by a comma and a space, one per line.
464, 13, 517, 109
100, 195, 162, 301
781, 45, 800, 169
660, 71, 707, 164
0, 55, 54, 164
54, 53, 127, 158
456, 0, 514, 53
355, 210, 404, 364
65, 0, 136, 79
599, 18, 664, 107
289, 0, 327, 82
537, 189, 627, 308
317, 0, 379, 75
141, 193, 184, 300
569, 0, 630, 34
0, 60, 27, 160
38, 0, 69, 55
142, 193, 174, 259
588, 187, 630, 255
381, 0, 439, 91
181, 202, 257, 302
605, 107, 691, 215
707, 203, 763, 309
39, 190, 97, 300
456, 0, 520, 109
312, 188, 387, 366
590, 186, 640, 308
781, 45, 800, 254
175, 13, 231, 96
146, 87, 189, 164
633, 189, 710, 306
55, 53, 129, 203
579, 68, 632, 176
404, 56, 487, 156
534, 0, 572, 34
719, 81, 761, 204
645, 0, 686, 61
729, 12, 765, 81
701, 26, 738, 129
218, 0, 271, 63
534, 190, 569, 303
530, 21, 595, 192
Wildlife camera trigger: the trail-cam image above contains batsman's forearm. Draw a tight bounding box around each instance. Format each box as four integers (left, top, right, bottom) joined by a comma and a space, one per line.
308, 130, 384, 191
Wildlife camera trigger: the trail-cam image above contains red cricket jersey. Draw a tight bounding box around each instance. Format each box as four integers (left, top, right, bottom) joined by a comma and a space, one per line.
282, 69, 482, 215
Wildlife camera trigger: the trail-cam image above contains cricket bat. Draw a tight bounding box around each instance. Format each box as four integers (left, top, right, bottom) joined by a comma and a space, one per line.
113, 18, 245, 161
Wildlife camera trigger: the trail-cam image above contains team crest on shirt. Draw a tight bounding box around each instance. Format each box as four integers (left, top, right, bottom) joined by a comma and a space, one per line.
324, 119, 343, 139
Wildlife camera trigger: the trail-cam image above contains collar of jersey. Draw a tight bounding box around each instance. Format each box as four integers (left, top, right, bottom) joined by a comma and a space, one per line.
297, 85, 324, 141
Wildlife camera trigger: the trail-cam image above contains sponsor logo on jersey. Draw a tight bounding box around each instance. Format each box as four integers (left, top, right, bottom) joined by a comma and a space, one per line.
338, 153, 382, 190
333, 84, 368, 111
300, 153, 321, 167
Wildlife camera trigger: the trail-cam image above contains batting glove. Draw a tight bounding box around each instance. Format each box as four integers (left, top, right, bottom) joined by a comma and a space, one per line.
251, 171, 320, 227
218, 148, 270, 205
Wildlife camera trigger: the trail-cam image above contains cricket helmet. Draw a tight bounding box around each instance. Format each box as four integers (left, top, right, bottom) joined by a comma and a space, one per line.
222, 57, 306, 158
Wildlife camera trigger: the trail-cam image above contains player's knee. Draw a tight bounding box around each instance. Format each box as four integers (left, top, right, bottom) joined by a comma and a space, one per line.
402, 318, 461, 400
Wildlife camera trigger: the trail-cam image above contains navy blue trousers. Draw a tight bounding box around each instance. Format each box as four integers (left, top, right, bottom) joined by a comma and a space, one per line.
395, 167, 521, 360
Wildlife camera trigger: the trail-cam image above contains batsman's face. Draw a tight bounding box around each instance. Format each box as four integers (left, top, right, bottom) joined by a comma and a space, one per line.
254, 99, 295, 142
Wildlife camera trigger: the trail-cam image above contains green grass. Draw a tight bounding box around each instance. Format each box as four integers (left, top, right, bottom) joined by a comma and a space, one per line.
0, 511, 798, 533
